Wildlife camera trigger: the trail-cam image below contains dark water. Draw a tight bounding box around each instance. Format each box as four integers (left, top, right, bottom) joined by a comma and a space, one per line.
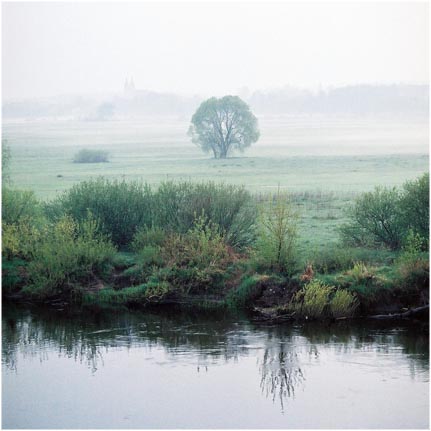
2, 304, 429, 429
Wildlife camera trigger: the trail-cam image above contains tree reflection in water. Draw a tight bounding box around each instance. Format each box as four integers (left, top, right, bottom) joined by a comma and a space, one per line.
2, 303, 429, 411
259, 345, 305, 412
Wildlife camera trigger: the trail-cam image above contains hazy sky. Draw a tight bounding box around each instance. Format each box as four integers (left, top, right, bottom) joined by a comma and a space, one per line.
2, 1, 429, 100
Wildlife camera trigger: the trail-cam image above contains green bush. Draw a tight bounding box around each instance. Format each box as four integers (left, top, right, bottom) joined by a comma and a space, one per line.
253, 192, 298, 274
158, 216, 231, 293
330, 289, 358, 318
340, 186, 402, 249
73, 149, 109, 163
46, 178, 153, 247
340, 174, 429, 250
122, 245, 165, 285
2, 258, 28, 294
2, 187, 43, 226
131, 226, 166, 252
23, 215, 116, 298
46, 179, 256, 249
399, 173, 429, 248
2, 220, 41, 260
152, 181, 257, 249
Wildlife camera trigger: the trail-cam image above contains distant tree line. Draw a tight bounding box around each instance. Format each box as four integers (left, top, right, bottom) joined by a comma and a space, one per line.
3, 84, 428, 120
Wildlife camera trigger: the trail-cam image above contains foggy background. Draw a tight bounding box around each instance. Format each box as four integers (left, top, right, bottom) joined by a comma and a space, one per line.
2, 1, 429, 120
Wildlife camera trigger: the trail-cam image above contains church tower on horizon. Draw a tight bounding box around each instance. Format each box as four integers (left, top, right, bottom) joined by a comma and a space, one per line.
124, 77, 136, 96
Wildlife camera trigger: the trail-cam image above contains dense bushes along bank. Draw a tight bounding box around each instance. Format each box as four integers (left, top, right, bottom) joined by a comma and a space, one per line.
2, 174, 429, 320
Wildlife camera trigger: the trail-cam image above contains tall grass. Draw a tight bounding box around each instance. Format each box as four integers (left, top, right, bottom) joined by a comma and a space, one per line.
289, 280, 333, 319
330, 289, 358, 318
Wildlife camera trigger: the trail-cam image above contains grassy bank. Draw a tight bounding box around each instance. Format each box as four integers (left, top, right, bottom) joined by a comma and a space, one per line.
2, 172, 429, 320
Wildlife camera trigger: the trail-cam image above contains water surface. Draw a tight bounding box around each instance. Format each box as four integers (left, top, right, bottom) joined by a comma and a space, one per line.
2, 304, 429, 428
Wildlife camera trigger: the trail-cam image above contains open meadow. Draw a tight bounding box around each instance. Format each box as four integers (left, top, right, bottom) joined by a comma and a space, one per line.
4, 114, 428, 253
3, 115, 428, 252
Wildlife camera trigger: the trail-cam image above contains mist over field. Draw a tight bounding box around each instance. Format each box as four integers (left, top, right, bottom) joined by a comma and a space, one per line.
3, 1, 428, 164
2, 3, 430, 429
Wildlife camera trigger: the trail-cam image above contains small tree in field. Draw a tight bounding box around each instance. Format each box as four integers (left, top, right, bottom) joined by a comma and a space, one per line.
188, 95, 260, 159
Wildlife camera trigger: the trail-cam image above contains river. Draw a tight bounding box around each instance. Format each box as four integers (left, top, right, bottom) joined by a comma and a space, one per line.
2, 304, 429, 429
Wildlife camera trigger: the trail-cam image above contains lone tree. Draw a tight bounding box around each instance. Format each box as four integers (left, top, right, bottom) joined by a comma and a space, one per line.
188, 95, 260, 159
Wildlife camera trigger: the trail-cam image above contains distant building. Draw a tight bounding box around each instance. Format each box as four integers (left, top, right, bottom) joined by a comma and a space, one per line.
124, 77, 136, 97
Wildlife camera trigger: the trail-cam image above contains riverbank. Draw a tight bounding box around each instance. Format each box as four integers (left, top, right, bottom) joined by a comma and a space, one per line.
3, 174, 429, 321
3, 248, 429, 323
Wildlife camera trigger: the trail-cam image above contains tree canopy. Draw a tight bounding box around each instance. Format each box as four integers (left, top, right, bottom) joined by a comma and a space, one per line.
188, 96, 260, 159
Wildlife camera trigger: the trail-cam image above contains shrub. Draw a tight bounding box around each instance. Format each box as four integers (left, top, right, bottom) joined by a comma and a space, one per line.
2, 258, 28, 294
23, 215, 116, 298
2, 187, 43, 226
399, 173, 429, 248
162, 216, 229, 269
73, 149, 109, 163
330, 289, 358, 318
397, 256, 429, 294
340, 186, 403, 250
158, 216, 232, 293
122, 245, 165, 285
340, 174, 429, 250
253, 192, 298, 274
152, 181, 257, 249
2, 221, 41, 260
290, 280, 333, 319
46, 179, 256, 249
131, 226, 166, 252
46, 178, 153, 247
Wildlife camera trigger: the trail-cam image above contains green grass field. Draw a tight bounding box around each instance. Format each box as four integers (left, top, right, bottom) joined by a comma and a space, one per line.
3, 116, 428, 251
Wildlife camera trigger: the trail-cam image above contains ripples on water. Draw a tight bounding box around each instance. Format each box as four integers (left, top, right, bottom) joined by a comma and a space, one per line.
2, 304, 429, 429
